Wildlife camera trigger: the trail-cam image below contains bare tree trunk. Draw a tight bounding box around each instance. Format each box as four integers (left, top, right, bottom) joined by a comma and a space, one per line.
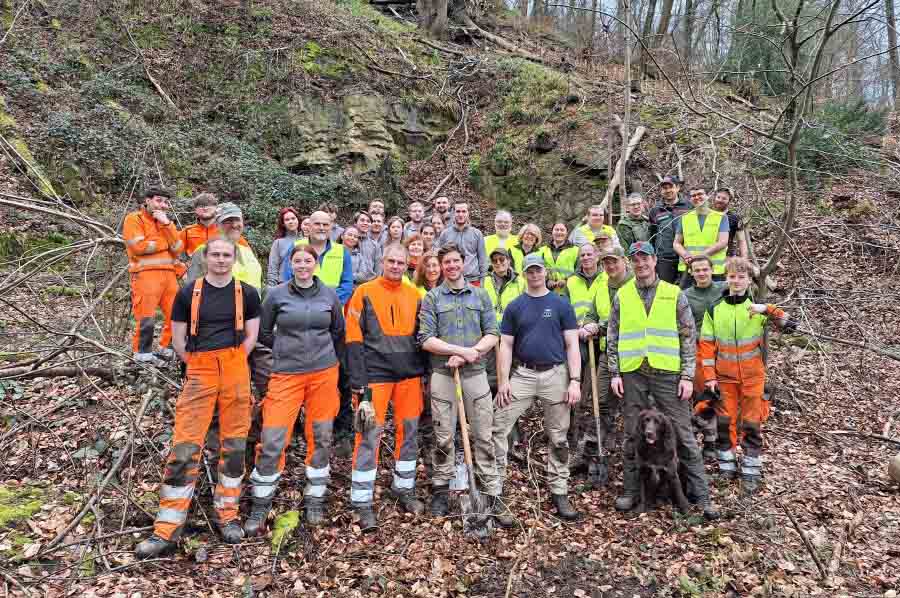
520, 0, 529, 17
682, 0, 696, 66
655, 0, 675, 47
887, 0, 900, 102
590, 0, 598, 50
417, 0, 450, 38
638, 0, 657, 83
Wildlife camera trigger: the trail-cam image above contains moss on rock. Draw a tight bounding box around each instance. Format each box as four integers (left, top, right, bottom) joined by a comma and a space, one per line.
0, 484, 45, 528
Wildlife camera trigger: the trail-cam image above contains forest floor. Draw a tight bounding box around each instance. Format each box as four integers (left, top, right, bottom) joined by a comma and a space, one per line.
2, 187, 900, 598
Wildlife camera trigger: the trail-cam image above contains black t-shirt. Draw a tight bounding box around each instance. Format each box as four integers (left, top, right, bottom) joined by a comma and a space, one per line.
172, 279, 261, 352
500, 292, 578, 366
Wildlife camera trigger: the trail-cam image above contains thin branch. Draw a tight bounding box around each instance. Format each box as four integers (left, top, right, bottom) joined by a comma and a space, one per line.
0, 0, 30, 47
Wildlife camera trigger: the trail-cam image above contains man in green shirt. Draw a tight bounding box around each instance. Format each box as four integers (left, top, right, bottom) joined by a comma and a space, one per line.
616, 193, 650, 251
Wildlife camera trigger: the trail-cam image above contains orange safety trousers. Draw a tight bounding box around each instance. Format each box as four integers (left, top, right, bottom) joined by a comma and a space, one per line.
153, 347, 251, 540
350, 378, 423, 506
714, 375, 766, 455
248, 366, 340, 503
130, 270, 179, 353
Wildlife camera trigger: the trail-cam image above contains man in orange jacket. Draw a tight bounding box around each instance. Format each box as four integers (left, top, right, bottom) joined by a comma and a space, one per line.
179, 192, 220, 258
345, 243, 427, 531
123, 187, 183, 363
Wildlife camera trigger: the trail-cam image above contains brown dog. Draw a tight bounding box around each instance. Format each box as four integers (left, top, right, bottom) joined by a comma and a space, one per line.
635, 408, 691, 514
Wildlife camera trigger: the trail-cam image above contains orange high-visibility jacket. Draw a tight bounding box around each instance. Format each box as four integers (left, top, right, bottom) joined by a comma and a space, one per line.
179, 223, 250, 257
699, 294, 785, 383
123, 209, 183, 273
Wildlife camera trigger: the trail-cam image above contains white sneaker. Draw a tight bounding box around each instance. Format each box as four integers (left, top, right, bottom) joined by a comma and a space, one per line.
133, 352, 163, 366
156, 347, 176, 360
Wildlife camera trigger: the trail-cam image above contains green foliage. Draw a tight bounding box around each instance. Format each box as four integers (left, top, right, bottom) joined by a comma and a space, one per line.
492, 58, 568, 126
468, 153, 481, 179
271, 510, 299, 552
770, 100, 887, 188
0, 484, 45, 528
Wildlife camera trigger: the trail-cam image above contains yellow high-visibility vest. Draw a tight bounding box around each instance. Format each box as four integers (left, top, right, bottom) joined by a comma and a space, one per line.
679, 210, 726, 274
566, 271, 607, 324
297, 239, 345, 288
617, 279, 681, 372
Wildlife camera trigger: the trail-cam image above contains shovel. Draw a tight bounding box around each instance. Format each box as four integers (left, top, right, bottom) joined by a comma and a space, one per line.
453, 367, 490, 537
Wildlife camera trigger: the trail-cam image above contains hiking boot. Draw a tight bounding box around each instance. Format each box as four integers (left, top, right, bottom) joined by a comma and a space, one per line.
551, 493, 580, 521
305, 501, 326, 527
491, 496, 515, 528
615, 494, 637, 512
243, 498, 272, 537
219, 520, 245, 544
588, 457, 609, 489
355, 506, 377, 532
702, 443, 717, 462
395, 492, 425, 516
741, 475, 762, 496
698, 498, 720, 520
135, 535, 176, 560
430, 486, 450, 517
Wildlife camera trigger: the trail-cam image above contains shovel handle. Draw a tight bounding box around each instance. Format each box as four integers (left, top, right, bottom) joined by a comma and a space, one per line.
453, 368, 477, 481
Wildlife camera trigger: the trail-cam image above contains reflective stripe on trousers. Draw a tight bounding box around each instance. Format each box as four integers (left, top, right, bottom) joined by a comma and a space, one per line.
350, 377, 423, 506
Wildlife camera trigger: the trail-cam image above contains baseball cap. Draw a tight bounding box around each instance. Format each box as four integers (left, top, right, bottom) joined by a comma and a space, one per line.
523, 253, 546, 271
595, 229, 611, 239
627, 241, 655, 256
660, 175, 680, 186
490, 247, 511, 260
216, 202, 243, 223
600, 246, 626, 261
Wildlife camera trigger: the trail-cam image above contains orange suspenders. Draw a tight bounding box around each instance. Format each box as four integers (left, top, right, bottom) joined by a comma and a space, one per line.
189, 278, 245, 346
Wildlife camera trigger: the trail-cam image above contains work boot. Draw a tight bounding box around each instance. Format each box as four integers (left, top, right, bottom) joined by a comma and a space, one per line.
355, 506, 377, 532
243, 498, 272, 537
395, 492, 425, 516
551, 493, 580, 521
698, 498, 720, 520
741, 475, 762, 496
588, 456, 609, 489
219, 520, 245, 544
430, 486, 450, 517
135, 535, 176, 560
491, 496, 515, 528
305, 501, 326, 527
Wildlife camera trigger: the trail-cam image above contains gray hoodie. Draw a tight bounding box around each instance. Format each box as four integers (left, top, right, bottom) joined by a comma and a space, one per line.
259, 277, 345, 374
266, 232, 300, 288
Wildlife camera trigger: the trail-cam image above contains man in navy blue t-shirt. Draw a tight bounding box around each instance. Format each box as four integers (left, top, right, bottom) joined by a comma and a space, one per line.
492, 253, 583, 523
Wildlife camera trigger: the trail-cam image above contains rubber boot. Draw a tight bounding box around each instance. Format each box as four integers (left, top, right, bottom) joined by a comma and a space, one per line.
243, 497, 272, 537
305, 500, 326, 526
430, 485, 450, 517
551, 493, 580, 521
135, 535, 176, 559
355, 506, 377, 532
395, 491, 425, 515
220, 520, 244, 544
491, 495, 515, 528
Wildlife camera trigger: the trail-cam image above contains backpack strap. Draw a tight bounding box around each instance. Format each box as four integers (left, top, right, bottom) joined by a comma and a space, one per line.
190, 278, 204, 337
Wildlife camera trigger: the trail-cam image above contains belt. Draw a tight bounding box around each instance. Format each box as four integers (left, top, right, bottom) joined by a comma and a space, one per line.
519, 362, 561, 372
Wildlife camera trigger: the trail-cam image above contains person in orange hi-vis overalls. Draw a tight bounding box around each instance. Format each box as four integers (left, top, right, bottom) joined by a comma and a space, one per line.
699, 256, 795, 496
346, 243, 428, 532
135, 236, 262, 559
243, 244, 345, 536
123, 187, 184, 363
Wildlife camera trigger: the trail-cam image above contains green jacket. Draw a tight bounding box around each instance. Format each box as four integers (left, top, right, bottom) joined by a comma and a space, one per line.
616, 216, 650, 252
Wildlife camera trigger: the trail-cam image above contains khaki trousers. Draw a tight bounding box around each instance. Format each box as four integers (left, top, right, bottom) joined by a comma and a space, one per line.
430, 370, 499, 496
493, 364, 571, 495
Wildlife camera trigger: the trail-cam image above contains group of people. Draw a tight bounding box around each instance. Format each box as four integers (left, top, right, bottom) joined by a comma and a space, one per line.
122, 177, 791, 559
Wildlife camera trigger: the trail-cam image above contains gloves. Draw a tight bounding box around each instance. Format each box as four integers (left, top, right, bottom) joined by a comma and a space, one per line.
354, 388, 376, 434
